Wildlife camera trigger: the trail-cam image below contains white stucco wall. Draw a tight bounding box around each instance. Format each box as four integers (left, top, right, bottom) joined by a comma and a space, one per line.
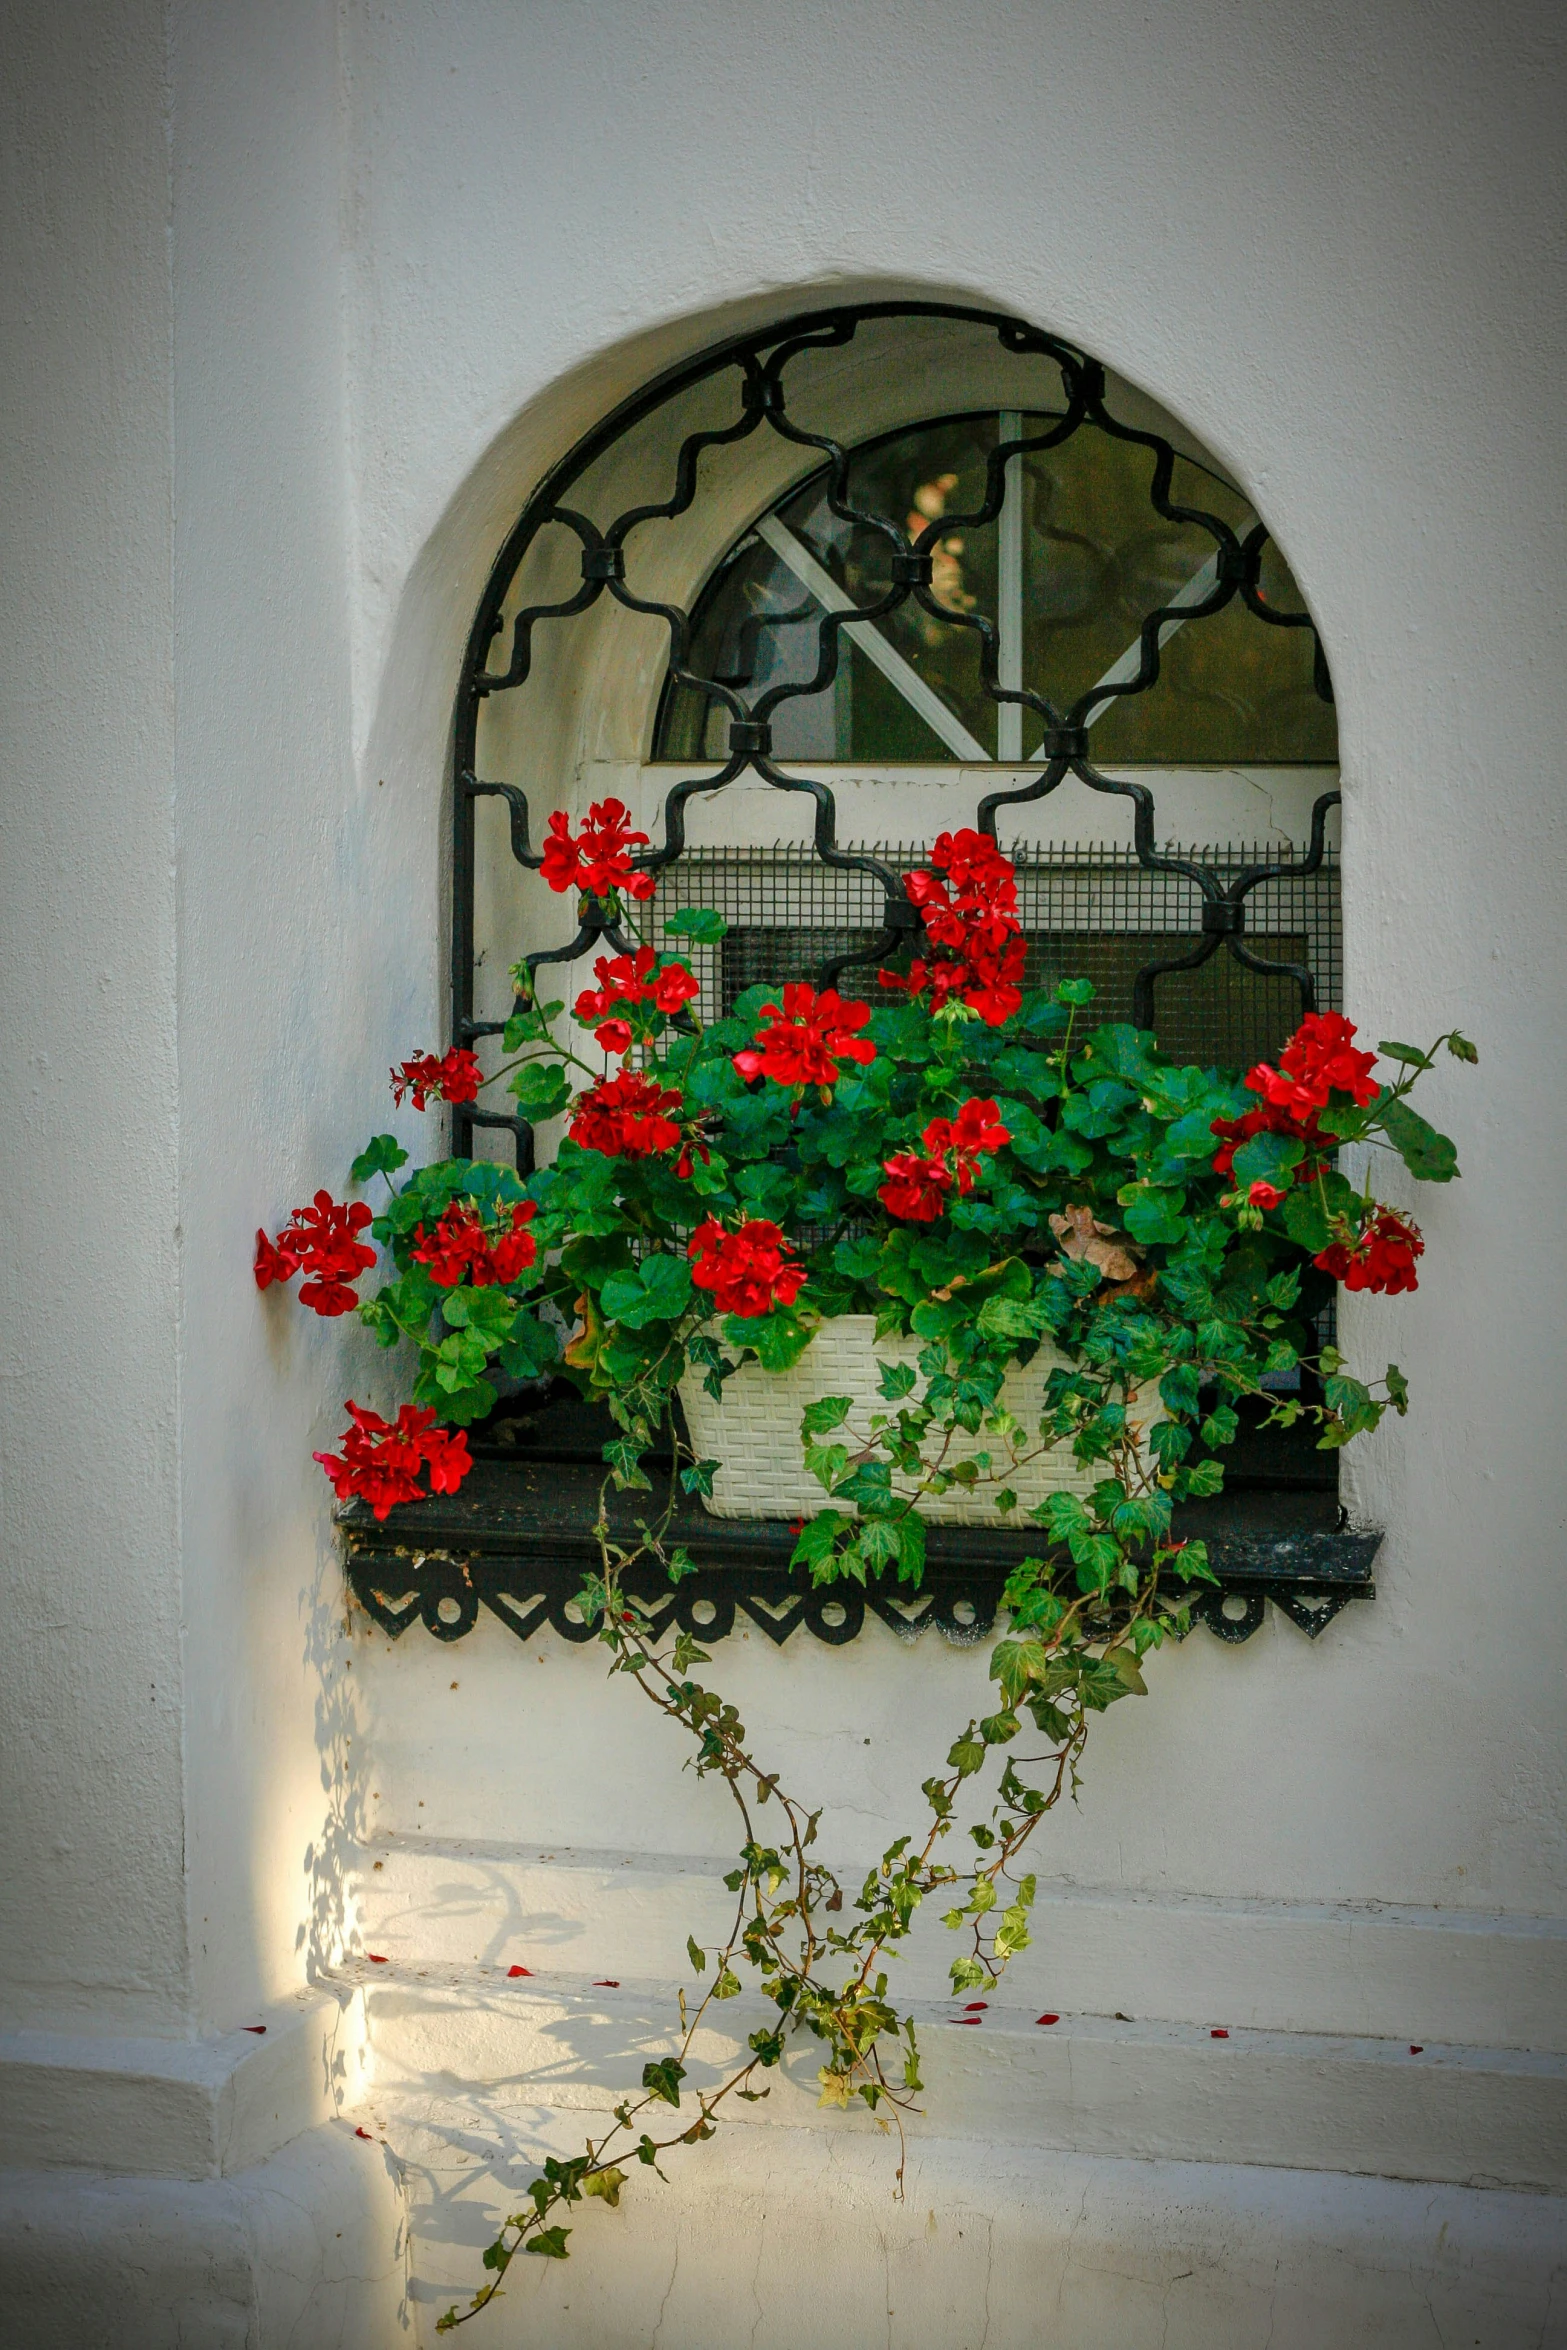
2, 0, 1564, 2337
345, 0, 1567, 1921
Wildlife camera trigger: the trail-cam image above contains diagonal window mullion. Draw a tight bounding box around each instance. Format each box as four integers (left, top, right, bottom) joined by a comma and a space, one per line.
752, 512, 990, 762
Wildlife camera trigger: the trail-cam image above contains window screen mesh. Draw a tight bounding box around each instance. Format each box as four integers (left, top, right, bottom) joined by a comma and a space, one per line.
634, 843, 1338, 1074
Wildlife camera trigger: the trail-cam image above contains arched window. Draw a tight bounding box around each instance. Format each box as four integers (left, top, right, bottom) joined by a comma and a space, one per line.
455, 304, 1338, 1164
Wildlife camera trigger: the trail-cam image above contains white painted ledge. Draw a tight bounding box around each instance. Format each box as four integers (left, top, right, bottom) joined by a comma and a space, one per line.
0, 2120, 407, 2350
352, 1836, 1567, 2053
392, 2121, 1564, 2350
0, 1988, 371, 2179
340, 1954, 1567, 2196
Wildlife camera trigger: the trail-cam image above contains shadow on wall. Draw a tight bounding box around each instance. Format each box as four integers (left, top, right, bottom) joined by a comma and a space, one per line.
301, 1520, 373, 1991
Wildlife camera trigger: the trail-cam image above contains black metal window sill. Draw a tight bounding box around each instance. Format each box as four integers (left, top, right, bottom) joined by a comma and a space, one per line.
341, 1386, 1378, 1652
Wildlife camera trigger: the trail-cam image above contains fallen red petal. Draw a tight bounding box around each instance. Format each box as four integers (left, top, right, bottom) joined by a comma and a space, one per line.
366, 1953, 389, 1965
354, 2126, 373, 2140
243, 2024, 267, 2034
1409, 2043, 1424, 2054
964, 2001, 988, 2012
1035, 2013, 1059, 2026
954, 2016, 982, 2025
1210, 2028, 1229, 2039
594, 1979, 620, 1988
507, 1965, 533, 1979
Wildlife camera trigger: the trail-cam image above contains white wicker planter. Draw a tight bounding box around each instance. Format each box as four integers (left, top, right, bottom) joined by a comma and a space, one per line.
678, 1313, 1165, 1525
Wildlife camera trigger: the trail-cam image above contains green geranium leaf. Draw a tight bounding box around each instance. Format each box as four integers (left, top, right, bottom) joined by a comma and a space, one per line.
499, 1313, 559, 1381
665, 907, 728, 942
735, 1306, 815, 1373
600, 1254, 694, 1328
1378, 1096, 1460, 1182
443, 1285, 517, 1342
1230, 1130, 1305, 1188
510, 1061, 573, 1118
350, 1134, 409, 1184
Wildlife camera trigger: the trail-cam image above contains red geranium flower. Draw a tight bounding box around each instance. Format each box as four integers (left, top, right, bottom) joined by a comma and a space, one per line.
410, 1199, 537, 1289
594, 1019, 635, 1056
574, 944, 700, 1025
539, 799, 656, 901
880, 832, 1027, 1027
1316, 1210, 1424, 1294
877, 1152, 952, 1223
570, 1069, 685, 1158
1210, 1099, 1327, 1184
255, 1190, 377, 1316
1247, 1179, 1288, 1211
878, 1098, 1010, 1221
1247, 1012, 1380, 1120
391, 1047, 482, 1110
688, 1218, 806, 1318
733, 981, 876, 1091
314, 1402, 472, 1519
924, 1096, 1011, 1185
254, 1229, 300, 1288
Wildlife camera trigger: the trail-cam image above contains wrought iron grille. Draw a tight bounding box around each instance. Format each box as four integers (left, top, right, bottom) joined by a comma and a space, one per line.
451, 300, 1338, 1169
628, 842, 1338, 1078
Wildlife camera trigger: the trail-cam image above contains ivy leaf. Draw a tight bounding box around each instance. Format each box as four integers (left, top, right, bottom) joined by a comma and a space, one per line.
947, 1731, 985, 1778
876, 1357, 918, 1401
680, 1459, 720, 1498
801, 1394, 853, 1437
1378, 1096, 1459, 1182
665, 907, 728, 942
687, 1936, 707, 1974
791, 1510, 851, 1577
641, 2058, 686, 2107
803, 1440, 849, 1492
350, 1134, 409, 1184
525, 2227, 572, 2259
603, 1436, 652, 1490
582, 2168, 626, 2208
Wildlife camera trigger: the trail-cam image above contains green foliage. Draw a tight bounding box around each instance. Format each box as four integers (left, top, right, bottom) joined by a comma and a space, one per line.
350, 1133, 409, 1184
329, 943, 1473, 2337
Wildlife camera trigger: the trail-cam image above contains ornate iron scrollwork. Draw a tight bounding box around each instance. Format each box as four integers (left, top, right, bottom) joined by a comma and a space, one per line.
450, 299, 1339, 1171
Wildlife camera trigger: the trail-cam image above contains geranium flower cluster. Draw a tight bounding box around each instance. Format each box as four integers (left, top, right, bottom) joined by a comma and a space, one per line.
574, 944, 701, 1054
1212, 1013, 1430, 1294
570, 1069, 686, 1159
1317, 1209, 1425, 1295
411, 1199, 538, 1289
733, 982, 876, 1091
1211, 1011, 1382, 1191
391, 1047, 482, 1110
313, 1402, 472, 1520
688, 1218, 806, 1318
879, 1097, 1011, 1223
540, 798, 656, 901
254, 1191, 377, 1315
880, 830, 1027, 1027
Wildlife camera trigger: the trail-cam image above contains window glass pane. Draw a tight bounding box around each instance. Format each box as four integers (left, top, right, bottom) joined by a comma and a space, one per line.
654, 414, 1336, 765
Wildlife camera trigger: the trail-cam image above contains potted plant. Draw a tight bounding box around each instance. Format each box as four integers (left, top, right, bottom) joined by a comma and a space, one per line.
256, 812, 1472, 2325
